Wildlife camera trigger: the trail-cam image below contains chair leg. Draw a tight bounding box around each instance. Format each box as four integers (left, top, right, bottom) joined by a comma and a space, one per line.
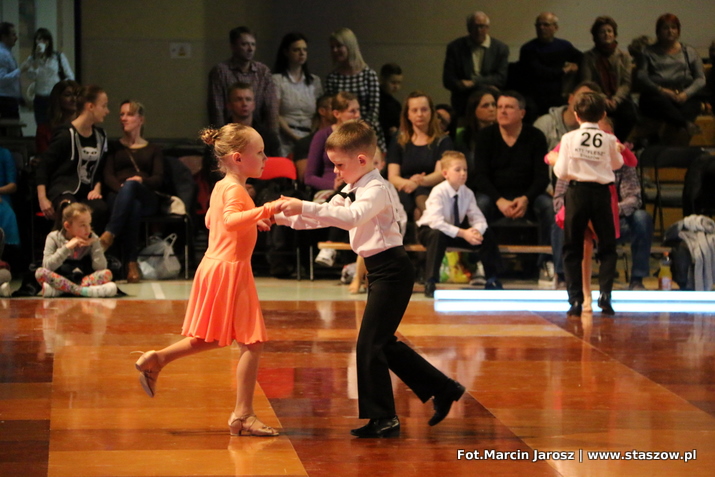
309, 246, 314, 281
296, 246, 301, 281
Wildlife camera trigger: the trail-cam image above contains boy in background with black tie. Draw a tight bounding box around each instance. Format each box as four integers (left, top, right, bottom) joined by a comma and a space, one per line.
417, 151, 503, 297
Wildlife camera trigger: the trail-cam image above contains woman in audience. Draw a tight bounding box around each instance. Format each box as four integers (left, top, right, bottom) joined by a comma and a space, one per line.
306, 91, 360, 268
387, 91, 452, 222
455, 89, 498, 173
36, 85, 109, 230
20, 28, 75, 127
324, 28, 385, 152
100, 100, 164, 283
636, 13, 706, 143
304, 91, 360, 194
272, 32, 323, 158
35, 79, 80, 154
580, 16, 636, 142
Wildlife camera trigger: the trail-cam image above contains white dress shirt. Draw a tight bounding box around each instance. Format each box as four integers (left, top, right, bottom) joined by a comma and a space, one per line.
21, 52, 75, 96
275, 168, 404, 257
554, 122, 623, 184
416, 180, 488, 238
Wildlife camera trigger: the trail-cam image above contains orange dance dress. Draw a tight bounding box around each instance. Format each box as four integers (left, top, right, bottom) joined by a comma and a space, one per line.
181, 177, 273, 346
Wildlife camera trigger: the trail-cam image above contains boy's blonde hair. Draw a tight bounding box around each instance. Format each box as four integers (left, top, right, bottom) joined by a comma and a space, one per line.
325, 119, 376, 158
440, 150, 467, 170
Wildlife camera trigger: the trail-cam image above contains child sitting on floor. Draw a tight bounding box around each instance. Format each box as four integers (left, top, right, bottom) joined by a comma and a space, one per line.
35, 203, 117, 297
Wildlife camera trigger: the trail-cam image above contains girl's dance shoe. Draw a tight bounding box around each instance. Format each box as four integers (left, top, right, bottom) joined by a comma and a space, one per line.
228, 413, 279, 437
135, 350, 161, 398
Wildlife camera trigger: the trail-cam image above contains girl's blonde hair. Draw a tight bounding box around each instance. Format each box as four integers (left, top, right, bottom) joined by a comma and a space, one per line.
200, 124, 254, 176
330, 27, 367, 72
57, 202, 92, 231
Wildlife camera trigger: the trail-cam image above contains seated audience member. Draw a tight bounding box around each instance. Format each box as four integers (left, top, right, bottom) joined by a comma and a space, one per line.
417, 151, 503, 298
100, 100, 163, 283
0, 227, 11, 297
292, 94, 334, 183
435, 104, 456, 139
636, 13, 707, 144
35, 203, 116, 297
534, 82, 602, 151
35, 84, 110, 231
272, 32, 323, 158
472, 91, 552, 277
455, 88, 498, 178
35, 79, 80, 155
442, 11, 508, 121
518, 12, 583, 116
325, 28, 385, 152
307, 91, 360, 268
208, 26, 278, 131
305, 91, 359, 194
387, 91, 452, 223
580, 16, 637, 142
378, 63, 403, 147
0, 147, 20, 265
204, 81, 280, 187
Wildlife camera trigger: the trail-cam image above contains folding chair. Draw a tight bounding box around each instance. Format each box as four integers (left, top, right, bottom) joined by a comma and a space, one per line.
638, 146, 705, 238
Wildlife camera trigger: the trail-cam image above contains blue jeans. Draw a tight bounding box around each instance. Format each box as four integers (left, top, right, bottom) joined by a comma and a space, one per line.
106, 180, 159, 261
476, 192, 554, 266
552, 209, 653, 280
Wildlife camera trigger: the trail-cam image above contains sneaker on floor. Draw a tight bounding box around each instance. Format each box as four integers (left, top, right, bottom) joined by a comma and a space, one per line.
0, 282, 11, 297
42, 283, 63, 298
315, 248, 337, 268
86, 282, 118, 298
538, 261, 555, 286
469, 262, 486, 286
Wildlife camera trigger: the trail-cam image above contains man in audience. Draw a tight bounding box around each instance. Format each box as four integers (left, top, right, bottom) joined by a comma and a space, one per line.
471, 91, 552, 280
442, 11, 509, 120
534, 81, 602, 150
378, 63, 403, 148
226, 82, 280, 156
207, 26, 278, 131
518, 12, 582, 117
0, 22, 21, 120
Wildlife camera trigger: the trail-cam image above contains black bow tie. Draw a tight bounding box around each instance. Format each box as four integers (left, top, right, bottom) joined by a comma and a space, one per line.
338, 191, 356, 202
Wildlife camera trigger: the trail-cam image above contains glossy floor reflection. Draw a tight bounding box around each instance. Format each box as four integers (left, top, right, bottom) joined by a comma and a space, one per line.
1, 291, 714, 476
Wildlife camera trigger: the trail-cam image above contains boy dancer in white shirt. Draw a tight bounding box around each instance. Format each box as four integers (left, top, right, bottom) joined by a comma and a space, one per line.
277, 120, 464, 438
417, 151, 503, 297
554, 92, 623, 317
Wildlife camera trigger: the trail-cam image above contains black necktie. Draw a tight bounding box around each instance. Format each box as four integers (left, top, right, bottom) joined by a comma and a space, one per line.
452, 194, 460, 226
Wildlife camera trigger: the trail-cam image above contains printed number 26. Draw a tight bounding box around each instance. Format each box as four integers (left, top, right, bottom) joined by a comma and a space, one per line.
581, 132, 602, 148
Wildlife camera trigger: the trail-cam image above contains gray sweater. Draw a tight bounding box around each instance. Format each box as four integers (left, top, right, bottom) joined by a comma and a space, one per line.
42, 230, 107, 271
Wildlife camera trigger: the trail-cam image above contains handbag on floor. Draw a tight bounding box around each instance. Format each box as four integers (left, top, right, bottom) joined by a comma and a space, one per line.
137, 234, 181, 280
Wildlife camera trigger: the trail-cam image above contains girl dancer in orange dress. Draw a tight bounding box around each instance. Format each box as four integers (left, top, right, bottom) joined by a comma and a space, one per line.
134, 124, 283, 436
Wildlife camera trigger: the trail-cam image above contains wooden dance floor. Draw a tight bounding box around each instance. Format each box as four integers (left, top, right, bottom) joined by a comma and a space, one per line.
1, 296, 714, 476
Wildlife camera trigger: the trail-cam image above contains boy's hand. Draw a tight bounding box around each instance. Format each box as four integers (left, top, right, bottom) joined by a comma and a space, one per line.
616, 143, 625, 153
265, 198, 286, 215
458, 228, 483, 246
279, 197, 304, 216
